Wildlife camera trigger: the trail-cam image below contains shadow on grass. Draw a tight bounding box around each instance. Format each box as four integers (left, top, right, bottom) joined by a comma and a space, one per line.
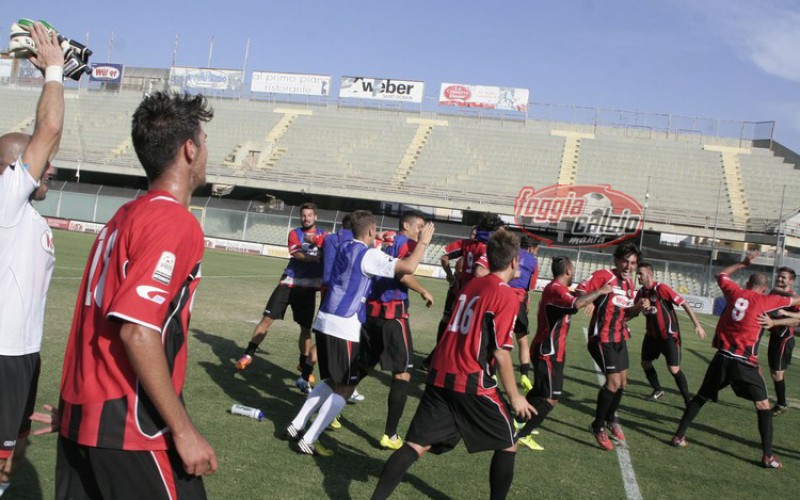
4, 444, 44, 500
192, 328, 449, 499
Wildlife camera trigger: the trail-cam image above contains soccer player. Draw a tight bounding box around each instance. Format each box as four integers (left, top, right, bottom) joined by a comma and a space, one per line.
0, 23, 64, 497
362, 211, 435, 450
576, 242, 643, 451
56, 92, 217, 497
424, 213, 504, 368
508, 236, 539, 392
285, 211, 434, 456
635, 262, 706, 405
765, 267, 797, 415
671, 252, 800, 469
236, 203, 328, 375
516, 257, 612, 450
371, 231, 534, 500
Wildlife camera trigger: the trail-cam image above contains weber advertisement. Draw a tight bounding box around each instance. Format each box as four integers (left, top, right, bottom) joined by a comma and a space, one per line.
339, 76, 424, 103
89, 63, 124, 83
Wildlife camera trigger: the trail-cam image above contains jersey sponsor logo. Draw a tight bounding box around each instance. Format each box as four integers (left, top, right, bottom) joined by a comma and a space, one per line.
152, 251, 175, 285
513, 184, 643, 248
40, 229, 55, 255
136, 285, 168, 305
611, 294, 634, 308
3, 439, 16, 447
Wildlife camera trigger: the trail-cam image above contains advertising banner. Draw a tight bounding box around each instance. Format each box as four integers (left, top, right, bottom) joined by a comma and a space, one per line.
339, 76, 424, 103
89, 63, 124, 83
169, 66, 243, 91
251, 71, 331, 96
0, 58, 12, 78
439, 83, 529, 111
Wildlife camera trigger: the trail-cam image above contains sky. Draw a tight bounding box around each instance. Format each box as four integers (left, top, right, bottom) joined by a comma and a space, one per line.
9, 0, 800, 151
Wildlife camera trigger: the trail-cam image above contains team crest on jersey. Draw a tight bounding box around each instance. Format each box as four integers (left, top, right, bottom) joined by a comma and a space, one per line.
513, 184, 643, 248
40, 229, 55, 256
152, 251, 175, 285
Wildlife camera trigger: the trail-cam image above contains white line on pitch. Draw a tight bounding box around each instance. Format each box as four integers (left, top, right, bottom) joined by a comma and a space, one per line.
583, 328, 644, 500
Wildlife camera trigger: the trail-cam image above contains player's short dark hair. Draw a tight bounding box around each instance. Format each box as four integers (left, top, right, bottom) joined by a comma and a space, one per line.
350, 210, 376, 238
519, 235, 534, 249
638, 262, 654, 273
552, 256, 572, 277
747, 272, 769, 289
399, 210, 424, 231
477, 212, 505, 232
131, 92, 213, 181
340, 214, 352, 230
614, 242, 641, 263
300, 202, 317, 214
778, 267, 796, 281
487, 230, 519, 272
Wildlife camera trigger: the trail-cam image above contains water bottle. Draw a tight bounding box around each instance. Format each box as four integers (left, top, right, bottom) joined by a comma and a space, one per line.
230, 404, 264, 421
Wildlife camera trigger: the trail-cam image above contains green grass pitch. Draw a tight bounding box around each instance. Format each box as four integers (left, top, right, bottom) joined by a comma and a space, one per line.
11, 229, 800, 499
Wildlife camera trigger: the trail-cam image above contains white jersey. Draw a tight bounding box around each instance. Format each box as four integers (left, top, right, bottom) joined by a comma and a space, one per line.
0, 157, 56, 355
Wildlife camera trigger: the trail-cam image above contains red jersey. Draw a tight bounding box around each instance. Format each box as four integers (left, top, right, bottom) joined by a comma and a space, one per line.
444, 238, 489, 290
427, 274, 517, 396
768, 289, 799, 340
635, 282, 685, 340
532, 280, 579, 362
59, 191, 204, 451
577, 268, 635, 343
713, 273, 792, 365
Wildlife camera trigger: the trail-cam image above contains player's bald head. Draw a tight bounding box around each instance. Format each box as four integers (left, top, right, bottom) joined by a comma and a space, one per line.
746, 272, 769, 291
0, 133, 31, 171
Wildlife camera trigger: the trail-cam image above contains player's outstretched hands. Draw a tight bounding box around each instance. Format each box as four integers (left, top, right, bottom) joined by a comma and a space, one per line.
758, 313, 774, 328
29, 404, 59, 435
28, 22, 64, 73
174, 425, 218, 477
695, 324, 706, 340
420, 289, 435, 308
742, 251, 759, 267
511, 394, 536, 422
418, 222, 435, 246
599, 284, 614, 295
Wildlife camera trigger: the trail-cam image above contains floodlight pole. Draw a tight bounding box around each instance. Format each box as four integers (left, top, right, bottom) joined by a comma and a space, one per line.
772, 184, 787, 286
705, 180, 722, 295
638, 177, 651, 251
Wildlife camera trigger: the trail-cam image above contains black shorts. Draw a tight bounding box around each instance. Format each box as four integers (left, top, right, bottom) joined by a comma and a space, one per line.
440, 286, 458, 322
315, 330, 361, 387
641, 335, 682, 366
406, 385, 516, 455
697, 352, 769, 403
532, 355, 564, 400
0, 353, 40, 459
588, 341, 629, 374
768, 334, 795, 372
56, 436, 206, 500
361, 316, 414, 373
263, 284, 317, 328
514, 301, 530, 336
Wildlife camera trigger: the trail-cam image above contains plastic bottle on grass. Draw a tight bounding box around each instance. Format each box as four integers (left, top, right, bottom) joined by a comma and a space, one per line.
230, 404, 264, 421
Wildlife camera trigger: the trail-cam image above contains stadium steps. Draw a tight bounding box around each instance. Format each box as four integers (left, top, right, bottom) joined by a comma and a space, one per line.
552, 130, 594, 186
391, 118, 448, 186
258, 109, 312, 169
11, 114, 35, 133
705, 145, 751, 225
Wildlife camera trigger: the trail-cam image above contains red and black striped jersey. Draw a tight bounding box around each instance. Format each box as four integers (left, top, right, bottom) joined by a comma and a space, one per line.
444, 238, 489, 290
577, 268, 635, 343
635, 282, 685, 340
532, 280, 579, 362
768, 289, 799, 339
427, 274, 517, 396
59, 191, 204, 451
713, 273, 792, 365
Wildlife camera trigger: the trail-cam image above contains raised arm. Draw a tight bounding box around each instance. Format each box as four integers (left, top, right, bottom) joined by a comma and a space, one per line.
575, 283, 613, 310
717, 251, 758, 279
21, 23, 65, 181
400, 273, 434, 307
394, 222, 435, 276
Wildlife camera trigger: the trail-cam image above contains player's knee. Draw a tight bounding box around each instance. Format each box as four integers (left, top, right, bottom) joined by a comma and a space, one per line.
546, 398, 559, 408
394, 372, 411, 382
641, 360, 652, 369
668, 365, 681, 375
754, 399, 771, 411
771, 371, 783, 381
407, 441, 429, 457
